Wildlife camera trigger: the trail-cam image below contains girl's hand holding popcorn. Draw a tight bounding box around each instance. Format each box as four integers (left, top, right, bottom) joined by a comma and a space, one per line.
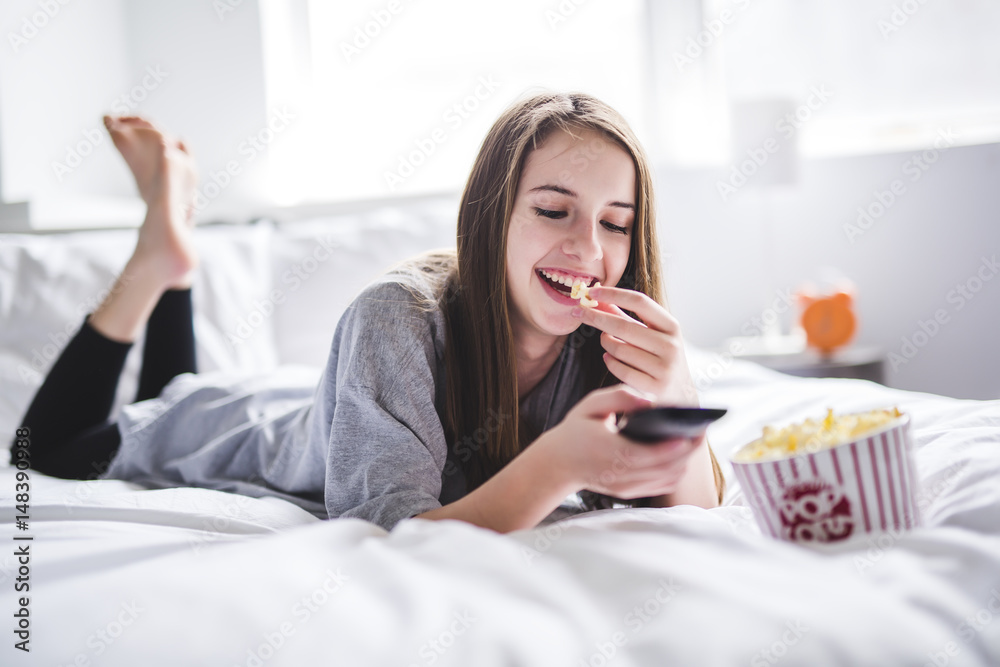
570, 284, 699, 407
567, 284, 723, 508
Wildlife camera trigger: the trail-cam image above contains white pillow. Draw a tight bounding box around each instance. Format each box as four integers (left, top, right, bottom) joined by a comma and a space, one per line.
268, 199, 458, 367
0, 221, 280, 465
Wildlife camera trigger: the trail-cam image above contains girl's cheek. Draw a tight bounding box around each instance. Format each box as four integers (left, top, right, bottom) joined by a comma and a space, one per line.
523, 228, 559, 251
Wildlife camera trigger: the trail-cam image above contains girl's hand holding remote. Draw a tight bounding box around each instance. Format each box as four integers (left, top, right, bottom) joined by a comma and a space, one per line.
539, 385, 701, 500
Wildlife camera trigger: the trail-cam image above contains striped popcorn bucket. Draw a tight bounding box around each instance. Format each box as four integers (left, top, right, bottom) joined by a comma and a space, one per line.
730, 414, 921, 544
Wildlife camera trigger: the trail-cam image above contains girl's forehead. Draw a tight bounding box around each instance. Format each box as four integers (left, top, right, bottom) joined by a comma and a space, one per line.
518, 130, 636, 200
530, 127, 610, 159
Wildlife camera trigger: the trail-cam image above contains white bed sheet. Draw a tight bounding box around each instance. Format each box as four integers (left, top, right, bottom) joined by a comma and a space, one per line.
1, 351, 998, 666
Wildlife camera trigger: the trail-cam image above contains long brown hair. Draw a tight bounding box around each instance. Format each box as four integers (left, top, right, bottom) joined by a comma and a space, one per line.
436, 91, 724, 508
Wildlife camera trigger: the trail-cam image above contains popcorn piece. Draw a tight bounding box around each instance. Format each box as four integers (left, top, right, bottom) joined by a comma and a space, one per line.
571, 280, 600, 308
733, 407, 904, 462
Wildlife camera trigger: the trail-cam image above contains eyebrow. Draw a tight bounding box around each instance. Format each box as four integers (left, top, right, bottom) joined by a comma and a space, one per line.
529, 184, 635, 211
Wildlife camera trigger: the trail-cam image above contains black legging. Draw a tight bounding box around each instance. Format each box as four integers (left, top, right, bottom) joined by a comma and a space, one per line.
11, 288, 196, 479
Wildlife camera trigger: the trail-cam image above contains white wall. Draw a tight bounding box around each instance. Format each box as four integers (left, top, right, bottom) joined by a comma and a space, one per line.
659, 141, 1000, 400
120, 0, 272, 219
0, 0, 270, 223
0, 0, 130, 202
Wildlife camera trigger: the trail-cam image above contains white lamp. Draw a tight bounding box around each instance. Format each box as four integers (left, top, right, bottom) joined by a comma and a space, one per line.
726, 97, 805, 356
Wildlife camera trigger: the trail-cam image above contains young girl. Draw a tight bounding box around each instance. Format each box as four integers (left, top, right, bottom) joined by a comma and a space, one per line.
14, 92, 724, 533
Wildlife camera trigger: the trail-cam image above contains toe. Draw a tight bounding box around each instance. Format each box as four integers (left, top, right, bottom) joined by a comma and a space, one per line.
122, 116, 158, 130
107, 116, 158, 131
103, 115, 121, 130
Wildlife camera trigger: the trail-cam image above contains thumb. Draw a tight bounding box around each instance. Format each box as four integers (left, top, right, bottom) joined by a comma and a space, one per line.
580, 384, 654, 419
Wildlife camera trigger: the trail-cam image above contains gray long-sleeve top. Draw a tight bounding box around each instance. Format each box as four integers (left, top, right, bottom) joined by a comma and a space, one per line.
101, 263, 589, 531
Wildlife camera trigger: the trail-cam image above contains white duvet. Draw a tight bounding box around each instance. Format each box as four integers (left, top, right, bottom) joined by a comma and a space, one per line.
2, 351, 999, 666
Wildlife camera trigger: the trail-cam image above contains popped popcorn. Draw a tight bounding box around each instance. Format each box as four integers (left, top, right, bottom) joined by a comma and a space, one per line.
571, 280, 599, 308
733, 407, 904, 462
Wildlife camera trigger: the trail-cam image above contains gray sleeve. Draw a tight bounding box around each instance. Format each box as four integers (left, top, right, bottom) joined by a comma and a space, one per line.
321, 280, 450, 531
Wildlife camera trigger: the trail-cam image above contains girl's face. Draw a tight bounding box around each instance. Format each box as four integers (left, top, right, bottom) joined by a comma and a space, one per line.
506, 127, 636, 341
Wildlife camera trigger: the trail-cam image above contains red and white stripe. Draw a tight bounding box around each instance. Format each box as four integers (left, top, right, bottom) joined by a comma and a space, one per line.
732, 418, 922, 542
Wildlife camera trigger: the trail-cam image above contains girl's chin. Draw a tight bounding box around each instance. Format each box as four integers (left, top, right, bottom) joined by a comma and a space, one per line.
534, 310, 583, 337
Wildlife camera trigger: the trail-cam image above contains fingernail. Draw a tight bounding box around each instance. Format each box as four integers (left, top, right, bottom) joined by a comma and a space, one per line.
570, 307, 582, 318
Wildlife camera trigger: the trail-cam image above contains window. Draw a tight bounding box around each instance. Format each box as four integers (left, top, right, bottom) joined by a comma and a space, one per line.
259, 0, 649, 204
646, 0, 1000, 165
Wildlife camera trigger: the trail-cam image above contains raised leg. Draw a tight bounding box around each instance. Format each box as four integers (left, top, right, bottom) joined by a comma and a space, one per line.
136, 287, 197, 402
88, 115, 199, 343
12, 115, 200, 478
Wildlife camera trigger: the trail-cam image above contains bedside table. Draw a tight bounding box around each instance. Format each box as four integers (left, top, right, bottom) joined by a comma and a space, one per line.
734, 346, 886, 384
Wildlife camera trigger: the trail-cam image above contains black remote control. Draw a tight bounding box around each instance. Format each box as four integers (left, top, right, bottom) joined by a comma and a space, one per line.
616, 406, 728, 443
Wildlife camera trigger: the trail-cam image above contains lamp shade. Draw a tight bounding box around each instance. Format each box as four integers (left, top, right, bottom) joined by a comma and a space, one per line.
730, 97, 799, 188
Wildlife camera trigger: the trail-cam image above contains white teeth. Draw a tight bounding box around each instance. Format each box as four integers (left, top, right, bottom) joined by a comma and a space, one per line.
540, 269, 589, 287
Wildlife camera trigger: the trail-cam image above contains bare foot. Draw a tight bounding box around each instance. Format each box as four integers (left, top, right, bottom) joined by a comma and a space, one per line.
104, 115, 199, 288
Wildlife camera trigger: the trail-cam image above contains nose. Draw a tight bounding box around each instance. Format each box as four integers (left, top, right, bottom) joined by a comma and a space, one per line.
561, 213, 602, 263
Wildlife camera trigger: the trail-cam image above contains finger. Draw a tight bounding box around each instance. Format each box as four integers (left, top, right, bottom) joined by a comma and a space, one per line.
592, 299, 629, 318
620, 438, 690, 467
579, 383, 654, 419
588, 286, 678, 334
648, 469, 688, 495
605, 303, 632, 320
589, 299, 646, 328
612, 463, 688, 497
648, 464, 690, 494
602, 351, 659, 396
579, 307, 670, 355
645, 437, 698, 462
636, 460, 689, 487
600, 331, 665, 379
115, 116, 159, 130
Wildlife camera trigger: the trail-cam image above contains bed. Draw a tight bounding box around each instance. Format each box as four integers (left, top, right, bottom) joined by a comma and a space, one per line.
2, 198, 998, 666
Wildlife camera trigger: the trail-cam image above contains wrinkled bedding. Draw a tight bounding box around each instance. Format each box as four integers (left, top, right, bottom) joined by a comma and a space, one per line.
1, 349, 998, 666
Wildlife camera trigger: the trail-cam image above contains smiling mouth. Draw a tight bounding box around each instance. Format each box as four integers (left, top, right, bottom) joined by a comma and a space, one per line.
536, 270, 597, 296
